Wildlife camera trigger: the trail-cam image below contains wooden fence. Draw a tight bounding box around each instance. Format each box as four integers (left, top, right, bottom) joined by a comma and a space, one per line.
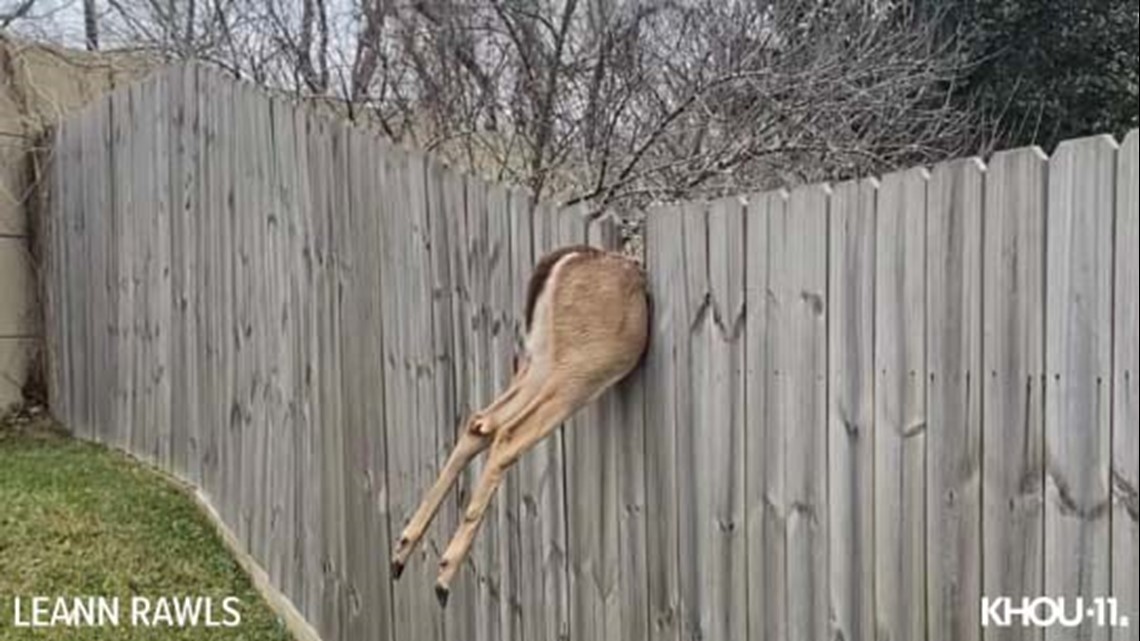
42, 64, 1138, 641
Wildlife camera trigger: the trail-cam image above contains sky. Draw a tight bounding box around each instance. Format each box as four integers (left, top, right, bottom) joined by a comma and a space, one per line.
3, 0, 87, 45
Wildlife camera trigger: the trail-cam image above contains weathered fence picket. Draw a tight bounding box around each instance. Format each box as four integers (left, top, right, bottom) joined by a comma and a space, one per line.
1114, 130, 1139, 641
675, 200, 706, 640
874, 167, 929, 641
644, 202, 683, 641
926, 158, 984, 641
982, 146, 1048, 641
43, 64, 1140, 641
700, 197, 746, 641
827, 177, 877, 641
1044, 136, 1116, 641
742, 188, 769, 641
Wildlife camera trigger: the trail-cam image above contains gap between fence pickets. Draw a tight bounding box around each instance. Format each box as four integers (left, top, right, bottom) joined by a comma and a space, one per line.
189, 488, 324, 641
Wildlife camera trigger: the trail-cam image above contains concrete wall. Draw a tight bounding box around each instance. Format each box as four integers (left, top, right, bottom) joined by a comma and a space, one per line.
0, 35, 152, 413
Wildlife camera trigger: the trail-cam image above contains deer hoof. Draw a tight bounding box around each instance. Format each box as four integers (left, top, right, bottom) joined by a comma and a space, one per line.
391, 559, 405, 580
435, 584, 450, 608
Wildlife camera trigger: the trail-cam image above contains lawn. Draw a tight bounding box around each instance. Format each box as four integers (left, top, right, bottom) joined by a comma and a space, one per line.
0, 414, 293, 641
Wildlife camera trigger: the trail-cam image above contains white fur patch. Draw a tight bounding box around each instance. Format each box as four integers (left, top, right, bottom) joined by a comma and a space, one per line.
523, 251, 580, 374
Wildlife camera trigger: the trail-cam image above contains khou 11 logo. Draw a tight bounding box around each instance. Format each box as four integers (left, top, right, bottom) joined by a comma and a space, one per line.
982, 597, 1131, 629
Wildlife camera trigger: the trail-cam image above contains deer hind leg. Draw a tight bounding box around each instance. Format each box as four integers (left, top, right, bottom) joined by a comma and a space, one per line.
390, 424, 489, 579
391, 362, 539, 577
434, 383, 580, 604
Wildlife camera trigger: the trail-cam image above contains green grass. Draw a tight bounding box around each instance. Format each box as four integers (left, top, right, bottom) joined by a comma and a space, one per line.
0, 417, 293, 640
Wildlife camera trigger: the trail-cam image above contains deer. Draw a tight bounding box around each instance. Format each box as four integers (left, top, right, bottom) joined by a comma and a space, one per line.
389, 244, 650, 605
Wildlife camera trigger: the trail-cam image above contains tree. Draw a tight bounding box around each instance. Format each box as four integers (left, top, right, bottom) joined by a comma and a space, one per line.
939, 0, 1138, 150
84, 0, 97, 50
349, 0, 983, 210
4, 0, 989, 211
1, 0, 37, 29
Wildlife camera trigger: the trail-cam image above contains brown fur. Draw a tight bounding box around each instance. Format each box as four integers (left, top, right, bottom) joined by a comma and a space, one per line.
543, 250, 648, 377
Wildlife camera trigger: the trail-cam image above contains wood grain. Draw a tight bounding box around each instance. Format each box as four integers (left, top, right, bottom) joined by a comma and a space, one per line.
982, 146, 1048, 641
751, 190, 789, 641
644, 203, 682, 641
778, 185, 830, 641
702, 197, 747, 641
828, 178, 878, 641
875, 167, 928, 641
927, 158, 984, 641
1045, 135, 1116, 641
1113, 130, 1139, 641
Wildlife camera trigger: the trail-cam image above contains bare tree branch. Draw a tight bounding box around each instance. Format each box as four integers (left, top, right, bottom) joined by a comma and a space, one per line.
31, 0, 982, 212
1, 0, 38, 29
